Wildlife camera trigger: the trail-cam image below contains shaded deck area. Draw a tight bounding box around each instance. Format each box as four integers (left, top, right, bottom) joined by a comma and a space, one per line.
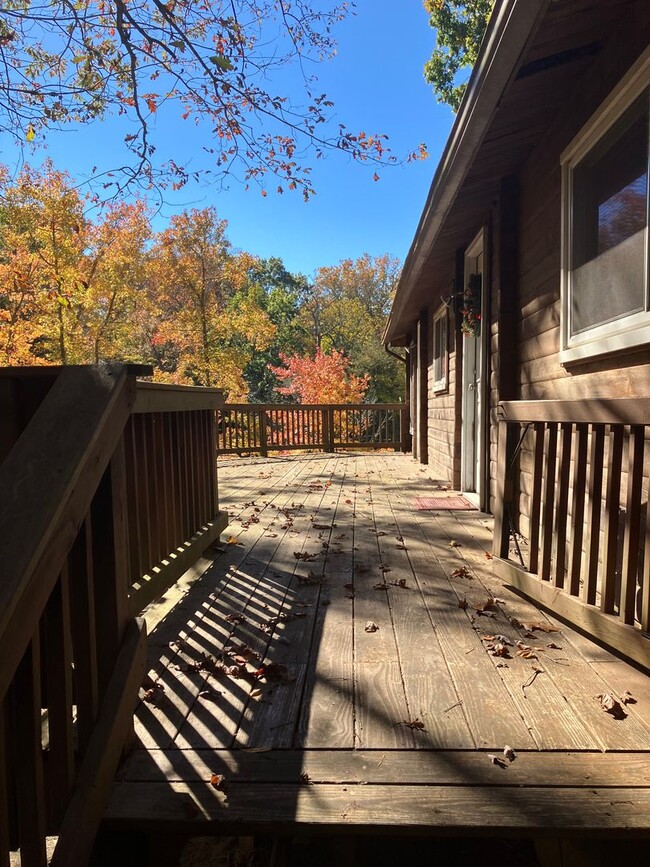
108, 453, 650, 836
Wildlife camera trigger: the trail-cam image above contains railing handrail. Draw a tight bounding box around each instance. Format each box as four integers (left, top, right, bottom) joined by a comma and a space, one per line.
222, 401, 407, 411
499, 398, 650, 425
134, 380, 226, 413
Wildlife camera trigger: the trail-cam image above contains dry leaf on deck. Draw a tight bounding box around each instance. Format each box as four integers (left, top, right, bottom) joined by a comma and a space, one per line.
621, 690, 636, 705
458, 598, 468, 610
488, 754, 507, 768
503, 745, 516, 762
595, 693, 627, 718
294, 551, 316, 561
449, 540, 461, 548
209, 774, 226, 790
395, 718, 427, 731
365, 621, 379, 633
390, 578, 407, 588
485, 552, 494, 560
451, 566, 472, 579
521, 621, 559, 633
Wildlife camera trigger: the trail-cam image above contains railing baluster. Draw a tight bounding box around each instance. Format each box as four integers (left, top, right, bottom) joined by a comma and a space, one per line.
568, 423, 588, 596
553, 423, 572, 588
584, 424, 605, 605
528, 423, 545, 574
12, 635, 47, 867
621, 425, 644, 625
539, 423, 558, 582
43, 568, 75, 825
602, 425, 624, 614
68, 517, 99, 754
91, 440, 131, 695
136, 415, 152, 576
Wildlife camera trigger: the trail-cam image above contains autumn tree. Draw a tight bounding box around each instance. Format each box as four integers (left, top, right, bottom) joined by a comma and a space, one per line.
150, 206, 275, 397
423, 1, 493, 111
298, 254, 403, 401
80, 199, 153, 363
0, 161, 89, 364
0, 1, 425, 198
270, 348, 368, 404
239, 257, 310, 401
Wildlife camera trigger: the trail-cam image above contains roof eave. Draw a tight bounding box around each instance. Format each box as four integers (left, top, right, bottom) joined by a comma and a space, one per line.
385, 0, 551, 343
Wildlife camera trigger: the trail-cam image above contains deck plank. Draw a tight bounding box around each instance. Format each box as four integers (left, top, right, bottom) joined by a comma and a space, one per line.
112, 453, 650, 836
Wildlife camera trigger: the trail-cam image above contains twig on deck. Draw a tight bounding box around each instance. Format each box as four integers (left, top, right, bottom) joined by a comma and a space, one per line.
443, 700, 464, 713
521, 667, 543, 696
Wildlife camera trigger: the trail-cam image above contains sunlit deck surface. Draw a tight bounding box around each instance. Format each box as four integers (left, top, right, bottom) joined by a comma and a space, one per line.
108, 453, 650, 836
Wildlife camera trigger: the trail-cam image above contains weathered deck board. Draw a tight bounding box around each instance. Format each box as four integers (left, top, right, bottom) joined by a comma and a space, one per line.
108, 453, 650, 835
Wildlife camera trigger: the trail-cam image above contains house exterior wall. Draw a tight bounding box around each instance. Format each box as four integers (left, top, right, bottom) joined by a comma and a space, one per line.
408, 9, 650, 519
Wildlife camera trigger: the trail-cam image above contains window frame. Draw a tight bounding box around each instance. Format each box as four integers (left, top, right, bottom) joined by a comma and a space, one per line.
432, 303, 448, 393
560, 46, 650, 364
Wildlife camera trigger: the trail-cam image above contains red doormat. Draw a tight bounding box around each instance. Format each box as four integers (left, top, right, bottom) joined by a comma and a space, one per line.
415, 496, 477, 511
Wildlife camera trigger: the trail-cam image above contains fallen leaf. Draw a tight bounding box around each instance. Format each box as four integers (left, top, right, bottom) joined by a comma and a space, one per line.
390, 578, 407, 588
521, 621, 559, 633
451, 566, 472, 579
210, 773, 226, 790
488, 754, 507, 769
395, 718, 427, 731
546, 642, 563, 650
449, 540, 461, 548
621, 690, 636, 705
458, 598, 468, 609
365, 621, 379, 633
595, 693, 627, 719
485, 552, 494, 560
503, 745, 516, 762
250, 688, 262, 698
294, 551, 316, 561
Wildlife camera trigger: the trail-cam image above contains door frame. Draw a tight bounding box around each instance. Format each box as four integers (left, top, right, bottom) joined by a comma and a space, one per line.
460, 227, 489, 510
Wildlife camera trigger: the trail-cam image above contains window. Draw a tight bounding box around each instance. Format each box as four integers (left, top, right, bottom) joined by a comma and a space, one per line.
560, 48, 650, 363
432, 304, 448, 392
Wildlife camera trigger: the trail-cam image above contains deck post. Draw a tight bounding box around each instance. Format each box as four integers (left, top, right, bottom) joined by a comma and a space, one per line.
493, 417, 511, 558
259, 409, 268, 457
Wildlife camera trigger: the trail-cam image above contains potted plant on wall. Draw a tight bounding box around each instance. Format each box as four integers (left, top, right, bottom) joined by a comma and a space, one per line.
460, 272, 481, 337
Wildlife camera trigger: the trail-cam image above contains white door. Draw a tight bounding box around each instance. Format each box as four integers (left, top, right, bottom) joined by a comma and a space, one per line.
461, 229, 487, 507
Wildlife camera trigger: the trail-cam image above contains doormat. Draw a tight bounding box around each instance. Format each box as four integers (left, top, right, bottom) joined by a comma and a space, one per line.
414, 496, 477, 511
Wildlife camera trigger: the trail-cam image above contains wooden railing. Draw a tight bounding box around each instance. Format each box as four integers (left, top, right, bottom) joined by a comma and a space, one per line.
493, 399, 650, 670
216, 402, 409, 455
0, 365, 227, 866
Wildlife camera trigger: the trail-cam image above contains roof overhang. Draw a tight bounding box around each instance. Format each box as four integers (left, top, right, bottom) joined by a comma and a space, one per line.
384, 0, 551, 344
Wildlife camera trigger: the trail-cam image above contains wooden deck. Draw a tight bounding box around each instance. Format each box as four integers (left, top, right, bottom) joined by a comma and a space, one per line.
107, 453, 650, 836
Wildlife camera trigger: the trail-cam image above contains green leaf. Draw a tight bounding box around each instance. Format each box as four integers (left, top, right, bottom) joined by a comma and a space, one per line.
209, 55, 233, 71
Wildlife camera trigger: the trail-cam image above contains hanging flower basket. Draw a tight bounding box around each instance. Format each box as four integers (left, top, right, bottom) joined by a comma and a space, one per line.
460, 272, 481, 337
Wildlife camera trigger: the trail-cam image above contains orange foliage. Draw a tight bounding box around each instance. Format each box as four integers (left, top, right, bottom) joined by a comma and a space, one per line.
269, 348, 368, 404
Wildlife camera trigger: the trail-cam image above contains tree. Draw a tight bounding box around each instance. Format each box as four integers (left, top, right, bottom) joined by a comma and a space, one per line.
423, 1, 493, 111
0, 161, 89, 364
298, 254, 403, 401
239, 257, 310, 401
0, 1, 425, 198
270, 347, 368, 404
150, 206, 275, 397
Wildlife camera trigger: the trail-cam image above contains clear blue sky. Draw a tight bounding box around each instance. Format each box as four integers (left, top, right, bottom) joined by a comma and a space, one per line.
0, 3, 454, 279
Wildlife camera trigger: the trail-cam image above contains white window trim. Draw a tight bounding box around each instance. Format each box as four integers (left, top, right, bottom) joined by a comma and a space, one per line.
432, 303, 448, 393
560, 45, 650, 364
